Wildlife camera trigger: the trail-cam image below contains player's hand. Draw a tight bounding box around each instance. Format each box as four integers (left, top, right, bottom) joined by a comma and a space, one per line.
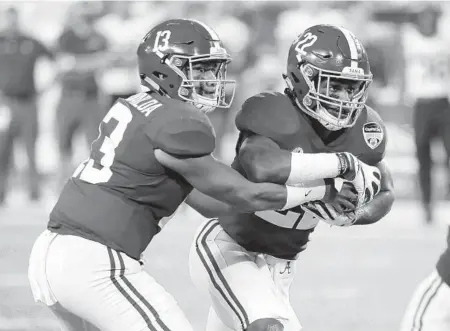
325, 208, 358, 227
303, 201, 360, 227
323, 179, 358, 213
351, 161, 381, 206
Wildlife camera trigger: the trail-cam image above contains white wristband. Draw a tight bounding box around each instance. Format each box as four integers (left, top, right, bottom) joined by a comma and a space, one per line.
287, 152, 340, 185
281, 181, 326, 210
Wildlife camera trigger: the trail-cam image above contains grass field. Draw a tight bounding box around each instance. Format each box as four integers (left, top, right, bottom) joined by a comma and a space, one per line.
0, 190, 448, 331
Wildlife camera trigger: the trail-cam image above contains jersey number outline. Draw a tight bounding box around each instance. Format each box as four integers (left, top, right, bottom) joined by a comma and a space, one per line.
73, 103, 133, 184
153, 30, 171, 52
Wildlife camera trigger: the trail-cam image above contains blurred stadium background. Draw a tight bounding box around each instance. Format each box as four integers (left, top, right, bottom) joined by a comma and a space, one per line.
0, 1, 449, 330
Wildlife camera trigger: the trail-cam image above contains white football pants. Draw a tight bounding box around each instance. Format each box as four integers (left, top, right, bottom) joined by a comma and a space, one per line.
189, 219, 302, 331
400, 270, 450, 331
28, 229, 193, 331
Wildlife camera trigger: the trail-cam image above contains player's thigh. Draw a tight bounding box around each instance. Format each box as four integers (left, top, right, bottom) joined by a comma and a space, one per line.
206, 306, 234, 331
400, 270, 450, 331
190, 219, 292, 331
49, 302, 100, 331
262, 255, 301, 331
36, 232, 193, 331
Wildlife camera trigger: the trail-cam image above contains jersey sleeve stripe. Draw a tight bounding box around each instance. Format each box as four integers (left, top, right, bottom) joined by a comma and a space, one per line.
194, 219, 250, 330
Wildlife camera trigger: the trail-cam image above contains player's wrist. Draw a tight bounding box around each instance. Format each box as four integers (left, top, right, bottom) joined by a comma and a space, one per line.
280, 182, 327, 210
336, 152, 359, 180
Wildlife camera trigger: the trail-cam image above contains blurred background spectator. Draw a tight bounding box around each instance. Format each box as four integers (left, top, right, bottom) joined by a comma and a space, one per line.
1, 0, 449, 217
0, 6, 54, 205
53, 2, 110, 188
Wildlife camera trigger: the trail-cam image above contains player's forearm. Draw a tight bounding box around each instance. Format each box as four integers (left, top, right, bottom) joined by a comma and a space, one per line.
186, 190, 237, 218
244, 151, 345, 185
155, 150, 330, 213
240, 135, 352, 185
353, 190, 395, 225
187, 181, 333, 217
236, 182, 330, 213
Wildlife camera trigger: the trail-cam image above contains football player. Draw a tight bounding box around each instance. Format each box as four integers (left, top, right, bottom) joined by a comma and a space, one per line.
188, 24, 395, 331
400, 227, 450, 331
27, 20, 361, 331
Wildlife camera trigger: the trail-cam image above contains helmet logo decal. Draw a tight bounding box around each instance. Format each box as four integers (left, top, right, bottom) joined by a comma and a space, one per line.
294, 32, 318, 62
153, 30, 171, 52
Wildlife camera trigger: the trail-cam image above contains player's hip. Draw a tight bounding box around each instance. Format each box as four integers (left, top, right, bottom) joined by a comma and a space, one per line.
190, 219, 299, 284
28, 230, 144, 304
219, 216, 309, 260
192, 219, 257, 261
29, 230, 192, 331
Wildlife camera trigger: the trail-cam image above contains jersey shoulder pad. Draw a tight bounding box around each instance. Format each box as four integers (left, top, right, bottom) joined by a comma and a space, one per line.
356, 106, 387, 165
145, 100, 215, 158
235, 92, 300, 142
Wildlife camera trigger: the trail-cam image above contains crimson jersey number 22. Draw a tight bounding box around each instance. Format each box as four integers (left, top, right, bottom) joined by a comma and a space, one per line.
73, 103, 132, 184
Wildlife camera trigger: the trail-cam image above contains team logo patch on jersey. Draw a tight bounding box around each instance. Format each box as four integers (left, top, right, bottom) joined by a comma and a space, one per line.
363, 122, 383, 149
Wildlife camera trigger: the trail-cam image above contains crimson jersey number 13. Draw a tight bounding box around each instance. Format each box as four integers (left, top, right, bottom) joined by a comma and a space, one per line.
73, 103, 132, 184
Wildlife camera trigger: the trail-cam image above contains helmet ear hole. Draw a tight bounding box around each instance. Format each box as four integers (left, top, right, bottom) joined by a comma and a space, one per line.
152, 71, 167, 80
291, 73, 300, 83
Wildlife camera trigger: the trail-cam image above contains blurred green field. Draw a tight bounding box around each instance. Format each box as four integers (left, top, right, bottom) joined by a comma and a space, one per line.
0, 191, 448, 331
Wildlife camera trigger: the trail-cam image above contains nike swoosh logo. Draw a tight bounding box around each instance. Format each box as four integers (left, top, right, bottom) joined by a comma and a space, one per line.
305, 190, 312, 197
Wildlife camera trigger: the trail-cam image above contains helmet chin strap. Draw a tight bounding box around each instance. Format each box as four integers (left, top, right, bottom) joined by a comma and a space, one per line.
293, 93, 342, 131
316, 104, 350, 131
190, 93, 217, 113
192, 102, 215, 113
318, 117, 341, 131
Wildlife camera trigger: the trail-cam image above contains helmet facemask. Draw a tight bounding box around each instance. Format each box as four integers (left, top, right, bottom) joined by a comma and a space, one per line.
295, 63, 372, 131
166, 53, 236, 113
